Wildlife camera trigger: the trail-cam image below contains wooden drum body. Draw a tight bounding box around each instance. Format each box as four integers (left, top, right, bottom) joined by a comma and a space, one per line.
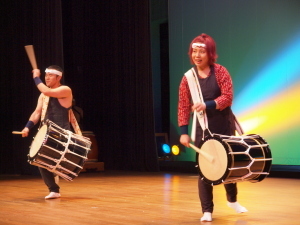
198, 134, 272, 185
82, 131, 98, 162
28, 120, 91, 181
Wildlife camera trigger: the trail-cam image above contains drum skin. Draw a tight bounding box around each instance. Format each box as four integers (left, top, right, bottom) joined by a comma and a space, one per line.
198, 134, 272, 185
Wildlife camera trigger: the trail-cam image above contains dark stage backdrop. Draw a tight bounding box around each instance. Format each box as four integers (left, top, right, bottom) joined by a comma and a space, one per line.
0, 0, 159, 175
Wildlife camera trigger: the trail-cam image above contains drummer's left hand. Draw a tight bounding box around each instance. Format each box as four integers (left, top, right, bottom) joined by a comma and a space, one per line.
192, 103, 206, 112
21, 127, 29, 137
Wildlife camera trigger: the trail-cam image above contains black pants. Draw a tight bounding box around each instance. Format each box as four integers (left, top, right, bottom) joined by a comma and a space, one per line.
39, 167, 60, 193
198, 177, 237, 213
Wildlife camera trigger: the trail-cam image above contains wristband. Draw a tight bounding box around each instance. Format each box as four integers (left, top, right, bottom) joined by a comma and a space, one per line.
205, 100, 216, 109
180, 125, 189, 135
33, 77, 43, 85
25, 121, 35, 129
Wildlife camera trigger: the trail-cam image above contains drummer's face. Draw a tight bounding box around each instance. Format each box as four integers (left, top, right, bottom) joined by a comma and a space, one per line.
45, 73, 60, 87
192, 42, 209, 69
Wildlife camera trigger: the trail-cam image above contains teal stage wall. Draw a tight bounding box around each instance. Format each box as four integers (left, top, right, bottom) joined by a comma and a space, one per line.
168, 0, 300, 165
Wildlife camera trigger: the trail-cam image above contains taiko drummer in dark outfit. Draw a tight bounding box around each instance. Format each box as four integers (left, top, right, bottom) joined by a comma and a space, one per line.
178, 34, 248, 222
22, 65, 72, 199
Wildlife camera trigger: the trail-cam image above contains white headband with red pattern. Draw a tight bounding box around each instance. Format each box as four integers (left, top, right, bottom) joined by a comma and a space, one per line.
192, 43, 206, 48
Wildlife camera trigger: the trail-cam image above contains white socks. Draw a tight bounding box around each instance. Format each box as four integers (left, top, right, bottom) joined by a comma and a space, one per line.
227, 202, 248, 213
200, 212, 212, 222
200, 202, 247, 222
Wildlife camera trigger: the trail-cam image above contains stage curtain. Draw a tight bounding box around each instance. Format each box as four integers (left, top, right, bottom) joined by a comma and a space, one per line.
0, 0, 159, 174
0, 0, 64, 175
61, 0, 159, 171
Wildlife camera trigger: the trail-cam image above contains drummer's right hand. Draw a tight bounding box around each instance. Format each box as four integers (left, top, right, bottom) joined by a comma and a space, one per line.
180, 134, 190, 147
21, 128, 29, 137
32, 69, 41, 78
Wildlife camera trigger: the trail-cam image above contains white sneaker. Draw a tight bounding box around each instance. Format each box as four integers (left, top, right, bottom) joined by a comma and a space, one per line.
45, 192, 61, 199
200, 212, 212, 222
227, 202, 248, 213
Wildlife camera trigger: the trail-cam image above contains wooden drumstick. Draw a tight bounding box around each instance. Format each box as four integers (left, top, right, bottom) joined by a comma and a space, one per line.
24, 45, 38, 69
12, 131, 25, 134
189, 143, 214, 163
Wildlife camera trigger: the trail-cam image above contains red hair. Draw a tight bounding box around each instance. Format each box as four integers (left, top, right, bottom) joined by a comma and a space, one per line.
188, 33, 218, 65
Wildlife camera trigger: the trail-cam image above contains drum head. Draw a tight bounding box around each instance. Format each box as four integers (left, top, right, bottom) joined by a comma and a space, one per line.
198, 137, 231, 185
29, 125, 48, 158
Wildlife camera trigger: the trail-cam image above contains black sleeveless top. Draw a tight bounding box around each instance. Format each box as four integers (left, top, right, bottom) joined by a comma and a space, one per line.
194, 65, 235, 147
44, 97, 71, 130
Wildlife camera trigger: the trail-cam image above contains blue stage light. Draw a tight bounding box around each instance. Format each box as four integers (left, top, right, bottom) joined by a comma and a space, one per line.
162, 144, 171, 154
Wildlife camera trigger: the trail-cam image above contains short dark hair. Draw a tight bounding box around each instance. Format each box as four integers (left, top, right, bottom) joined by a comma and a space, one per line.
47, 65, 63, 74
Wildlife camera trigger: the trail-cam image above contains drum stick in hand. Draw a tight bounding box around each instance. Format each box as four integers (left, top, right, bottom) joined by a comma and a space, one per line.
189, 143, 214, 163
12, 131, 25, 134
24, 45, 38, 69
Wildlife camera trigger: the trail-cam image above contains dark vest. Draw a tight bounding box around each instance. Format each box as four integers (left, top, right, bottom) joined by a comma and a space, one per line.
194, 65, 235, 147
44, 97, 71, 130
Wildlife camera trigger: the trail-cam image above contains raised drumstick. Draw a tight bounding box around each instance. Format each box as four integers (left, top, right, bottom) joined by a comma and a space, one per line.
24, 45, 38, 69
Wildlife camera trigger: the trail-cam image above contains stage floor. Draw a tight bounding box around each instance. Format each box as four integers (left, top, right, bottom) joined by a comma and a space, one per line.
0, 171, 299, 225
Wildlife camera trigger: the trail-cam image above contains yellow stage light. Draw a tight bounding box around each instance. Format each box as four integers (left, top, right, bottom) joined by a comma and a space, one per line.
171, 145, 180, 155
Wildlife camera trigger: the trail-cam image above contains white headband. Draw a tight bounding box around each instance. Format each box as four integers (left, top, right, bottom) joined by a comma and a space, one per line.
45, 68, 62, 76
192, 43, 206, 49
